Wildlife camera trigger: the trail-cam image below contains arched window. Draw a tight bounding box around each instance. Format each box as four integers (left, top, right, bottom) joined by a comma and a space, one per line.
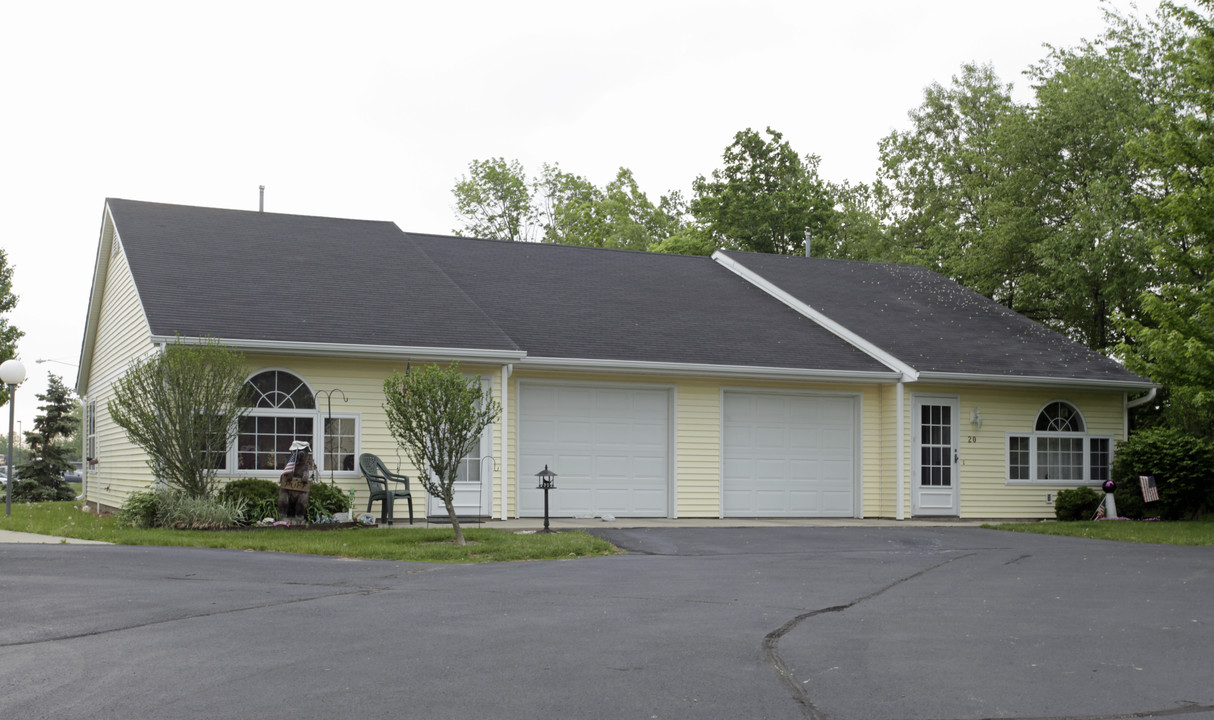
1007, 401, 1110, 485
237, 371, 317, 472
1035, 402, 1085, 432
220, 369, 360, 477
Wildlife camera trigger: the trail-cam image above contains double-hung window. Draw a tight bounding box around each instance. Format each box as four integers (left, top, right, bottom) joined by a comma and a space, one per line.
1007, 401, 1111, 484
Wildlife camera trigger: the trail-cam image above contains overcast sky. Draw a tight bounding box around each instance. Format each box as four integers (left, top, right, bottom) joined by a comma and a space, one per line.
1, 0, 1159, 432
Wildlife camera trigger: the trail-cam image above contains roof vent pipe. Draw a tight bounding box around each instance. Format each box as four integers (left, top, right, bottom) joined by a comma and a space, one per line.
804, 231, 811, 257
259, 185, 265, 212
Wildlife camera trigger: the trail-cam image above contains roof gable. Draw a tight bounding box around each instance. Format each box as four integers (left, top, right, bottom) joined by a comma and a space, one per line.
716, 250, 1150, 386
105, 199, 519, 355
411, 234, 891, 373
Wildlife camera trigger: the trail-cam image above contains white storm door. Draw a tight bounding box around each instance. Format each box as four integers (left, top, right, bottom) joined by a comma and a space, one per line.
913, 395, 960, 516
427, 377, 493, 518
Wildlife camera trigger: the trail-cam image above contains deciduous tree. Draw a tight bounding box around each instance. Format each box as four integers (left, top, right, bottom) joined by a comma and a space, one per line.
690, 127, 840, 256
453, 158, 537, 242
1121, 0, 1214, 437
382, 363, 500, 546
109, 339, 249, 498
0, 249, 23, 407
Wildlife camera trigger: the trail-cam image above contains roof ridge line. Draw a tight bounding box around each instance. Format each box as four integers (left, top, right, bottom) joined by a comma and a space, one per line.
711, 250, 919, 381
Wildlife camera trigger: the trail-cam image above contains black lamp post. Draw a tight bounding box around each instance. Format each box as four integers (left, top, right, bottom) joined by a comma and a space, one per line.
535, 465, 557, 533
1, 359, 27, 518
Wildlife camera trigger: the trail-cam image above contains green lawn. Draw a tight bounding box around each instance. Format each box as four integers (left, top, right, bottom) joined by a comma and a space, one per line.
0, 501, 619, 562
984, 518, 1214, 545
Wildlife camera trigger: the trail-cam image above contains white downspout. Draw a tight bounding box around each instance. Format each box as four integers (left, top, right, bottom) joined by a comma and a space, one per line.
1124, 387, 1157, 439
501, 364, 512, 520
896, 380, 906, 520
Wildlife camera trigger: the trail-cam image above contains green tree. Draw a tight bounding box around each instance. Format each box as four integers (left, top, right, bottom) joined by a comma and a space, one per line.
109, 339, 249, 498
994, 8, 1181, 350
876, 63, 1023, 284
535, 163, 607, 246
12, 375, 76, 501
690, 127, 840, 256
453, 157, 537, 242
1122, 0, 1214, 437
0, 249, 23, 407
382, 363, 500, 546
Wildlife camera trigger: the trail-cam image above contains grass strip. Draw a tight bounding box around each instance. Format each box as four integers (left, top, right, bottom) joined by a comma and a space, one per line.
0, 501, 619, 562
984, 517, 1214, 545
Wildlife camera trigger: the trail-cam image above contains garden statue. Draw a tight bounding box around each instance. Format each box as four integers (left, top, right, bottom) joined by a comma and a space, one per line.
278, 441, 315, 522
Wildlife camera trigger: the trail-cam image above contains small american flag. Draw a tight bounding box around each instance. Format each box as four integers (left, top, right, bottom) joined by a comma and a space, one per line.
1140, 475, 1160, 503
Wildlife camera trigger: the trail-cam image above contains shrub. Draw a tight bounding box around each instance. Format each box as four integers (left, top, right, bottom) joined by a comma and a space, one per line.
217, 478, 279, 525
1055, 486, 1103, 521
116, 487, 245, 529
117, 489, 160, 528
1112, 427, 1214, 520
307, 482, 351, 521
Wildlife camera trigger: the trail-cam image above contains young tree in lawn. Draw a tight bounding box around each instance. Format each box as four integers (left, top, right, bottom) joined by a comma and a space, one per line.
382, 364, 500, 546
109, 339, 249, 498
12, 374, 76, 502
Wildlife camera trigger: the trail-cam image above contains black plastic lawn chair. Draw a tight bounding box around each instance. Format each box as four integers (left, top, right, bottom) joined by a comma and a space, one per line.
359, 453, 414, 526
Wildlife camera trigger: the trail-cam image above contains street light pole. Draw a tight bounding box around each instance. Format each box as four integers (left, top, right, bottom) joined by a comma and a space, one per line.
1, 359, 28, 517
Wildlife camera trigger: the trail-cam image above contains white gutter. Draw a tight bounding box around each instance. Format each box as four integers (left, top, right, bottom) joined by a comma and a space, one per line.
519, 356, 900, 383
151, 336, 528, 364
916, 371, 1156, 391
1126, 387, 1157, 409
896, 380, 905, 520
711, 251, 920, 382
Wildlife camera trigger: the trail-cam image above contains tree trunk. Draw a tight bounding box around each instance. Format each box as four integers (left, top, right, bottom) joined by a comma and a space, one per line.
444, 497, 465, 546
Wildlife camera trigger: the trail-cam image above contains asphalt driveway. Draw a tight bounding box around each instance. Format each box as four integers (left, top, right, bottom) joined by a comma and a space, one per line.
1, 526, 1211, 720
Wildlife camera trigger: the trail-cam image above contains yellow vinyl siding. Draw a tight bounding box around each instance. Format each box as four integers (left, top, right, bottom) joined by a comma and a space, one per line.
232, 357, 504, 516
910, 385, 1126, 519
83, 239, 157, 509
503, 370, 883, 519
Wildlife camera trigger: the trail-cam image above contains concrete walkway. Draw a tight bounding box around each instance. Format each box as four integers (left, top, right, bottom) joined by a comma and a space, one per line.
0, 529, 110, 544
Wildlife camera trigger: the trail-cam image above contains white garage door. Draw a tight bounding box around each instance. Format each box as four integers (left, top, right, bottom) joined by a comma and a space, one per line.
723, 392, 857, 517
518, 384, 669, 517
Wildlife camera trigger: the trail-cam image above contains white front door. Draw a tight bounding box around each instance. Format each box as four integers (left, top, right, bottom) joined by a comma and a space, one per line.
427, 377, 493, 519
913, 395, 960, 516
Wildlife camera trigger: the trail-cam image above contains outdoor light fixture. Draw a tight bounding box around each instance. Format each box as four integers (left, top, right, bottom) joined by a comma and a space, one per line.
535, 465, 557, 533
969, 408, 983, 429
1, 359, 28, 517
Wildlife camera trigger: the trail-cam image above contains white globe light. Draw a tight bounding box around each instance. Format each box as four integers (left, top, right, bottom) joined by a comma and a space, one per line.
0, 359, 27, 386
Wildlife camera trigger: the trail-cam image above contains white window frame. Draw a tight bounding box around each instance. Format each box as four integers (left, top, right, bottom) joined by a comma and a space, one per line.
222, 369, 361, 479
1005, 401, 1113, 485
318, 412, 361, 476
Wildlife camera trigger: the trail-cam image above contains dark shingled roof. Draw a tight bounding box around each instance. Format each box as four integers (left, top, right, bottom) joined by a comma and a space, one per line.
107, 199, 518, 352
718, 250, 1150, 384
410, 234, 888, 371
102, 199, 1149, 385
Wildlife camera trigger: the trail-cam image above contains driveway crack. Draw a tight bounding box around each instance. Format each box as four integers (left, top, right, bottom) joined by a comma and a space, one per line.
762, 553, 974, 720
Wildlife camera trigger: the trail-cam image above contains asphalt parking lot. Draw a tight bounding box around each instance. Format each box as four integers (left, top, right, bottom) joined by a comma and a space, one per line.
1, 526, 1211, 720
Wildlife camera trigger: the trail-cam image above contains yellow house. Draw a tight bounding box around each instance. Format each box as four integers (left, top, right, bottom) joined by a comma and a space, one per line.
76, 199, 1155, 520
